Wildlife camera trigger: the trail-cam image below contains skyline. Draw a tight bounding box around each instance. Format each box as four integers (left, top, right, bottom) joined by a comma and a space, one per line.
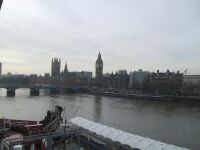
0, 55, 192, 76
0, 0, 200, 75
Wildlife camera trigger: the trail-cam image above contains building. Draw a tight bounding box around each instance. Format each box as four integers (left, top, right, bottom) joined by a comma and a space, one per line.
80, 71, 92, 79
149, 69, 183, 95
0, 74, 30, 85
110, 70, 129, 89
44, 73, 50, 78
68, 71, 92, 79
63, 61, 68, 76
79, 71, 93, 86
95, 52, 103, 79
129, 69, 150, 90
104, 73, 110, 78
183, 75, 200, 96
0, 62, 2, 76
60, 71, 92, 86
51, 58, 61, 77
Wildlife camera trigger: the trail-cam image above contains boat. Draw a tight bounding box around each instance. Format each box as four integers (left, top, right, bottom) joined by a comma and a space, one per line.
0, 106, 64, 150
0, 107, 190, 150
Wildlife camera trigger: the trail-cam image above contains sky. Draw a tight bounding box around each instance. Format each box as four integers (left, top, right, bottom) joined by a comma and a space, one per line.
0, 0, 200, 75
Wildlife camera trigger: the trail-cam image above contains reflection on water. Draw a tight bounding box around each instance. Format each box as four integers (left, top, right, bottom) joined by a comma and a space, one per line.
0, 88, 200, 150
94, 96, 102, 121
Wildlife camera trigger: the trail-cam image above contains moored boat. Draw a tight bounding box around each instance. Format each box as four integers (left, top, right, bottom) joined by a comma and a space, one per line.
0, 107, 190, 150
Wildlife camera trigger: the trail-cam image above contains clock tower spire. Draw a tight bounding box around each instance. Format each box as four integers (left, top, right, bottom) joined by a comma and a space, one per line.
95, 52, 103, 79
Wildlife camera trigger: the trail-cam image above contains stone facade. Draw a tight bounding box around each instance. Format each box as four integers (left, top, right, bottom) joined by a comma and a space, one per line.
110, 70, 129, 89
51, 58, 61, 77
95, 52, 103, 79
129, 69, 150, 90
183, 75, 200, 96
149, 70, 183, 95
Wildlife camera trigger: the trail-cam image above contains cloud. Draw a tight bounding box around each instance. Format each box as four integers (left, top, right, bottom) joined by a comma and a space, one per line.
0, 0, 200, 74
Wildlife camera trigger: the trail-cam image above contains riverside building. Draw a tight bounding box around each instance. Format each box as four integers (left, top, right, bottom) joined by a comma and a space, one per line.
149, 69, 183, 95
183, 75, 200, 96
129, 69, 150, 90
110, 70, 129, 89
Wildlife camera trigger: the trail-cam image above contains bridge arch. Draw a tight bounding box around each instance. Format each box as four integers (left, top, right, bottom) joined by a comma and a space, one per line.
0, 88, 7, 96
16, 88, 31, 96
0, 88, 41, 97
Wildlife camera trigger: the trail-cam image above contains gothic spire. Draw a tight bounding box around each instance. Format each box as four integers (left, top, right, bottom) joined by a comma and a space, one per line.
98, 51, 101, 58
64, 61, 68, 74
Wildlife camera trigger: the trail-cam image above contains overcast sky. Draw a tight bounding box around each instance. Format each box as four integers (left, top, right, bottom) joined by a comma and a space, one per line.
0, 0, 200, 75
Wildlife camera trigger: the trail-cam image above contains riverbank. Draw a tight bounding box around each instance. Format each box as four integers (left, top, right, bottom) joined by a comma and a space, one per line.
176, 95, 200, 101
88, 91, 175, 101
87, 90, 200, 101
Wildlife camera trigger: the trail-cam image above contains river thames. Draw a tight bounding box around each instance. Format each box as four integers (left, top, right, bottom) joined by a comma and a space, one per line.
0, 88, 200, 150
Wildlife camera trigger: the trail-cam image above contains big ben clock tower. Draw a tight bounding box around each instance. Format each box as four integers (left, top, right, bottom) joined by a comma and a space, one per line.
95, 52, 103, 79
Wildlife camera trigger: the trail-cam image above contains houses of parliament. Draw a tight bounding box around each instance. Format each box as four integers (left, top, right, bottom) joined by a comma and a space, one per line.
30, 52, 129, 89
2, 52, 185, 94
51, 52, 103, 80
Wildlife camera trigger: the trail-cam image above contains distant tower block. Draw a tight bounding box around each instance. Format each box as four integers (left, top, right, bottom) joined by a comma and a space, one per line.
51, 58, 61, 77
95, 52, 103, 79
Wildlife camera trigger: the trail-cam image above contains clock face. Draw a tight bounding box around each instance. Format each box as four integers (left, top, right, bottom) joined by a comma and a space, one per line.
96, 62, 103, 68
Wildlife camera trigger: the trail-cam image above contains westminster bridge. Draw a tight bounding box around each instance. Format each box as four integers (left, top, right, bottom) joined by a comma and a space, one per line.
0, 83, 89, 97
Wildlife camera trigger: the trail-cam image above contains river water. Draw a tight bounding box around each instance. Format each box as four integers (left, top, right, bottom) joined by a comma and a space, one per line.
0, 88, 199, 150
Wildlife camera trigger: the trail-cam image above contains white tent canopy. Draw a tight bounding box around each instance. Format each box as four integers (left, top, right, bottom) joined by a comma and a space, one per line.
69, 117, 189, 150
